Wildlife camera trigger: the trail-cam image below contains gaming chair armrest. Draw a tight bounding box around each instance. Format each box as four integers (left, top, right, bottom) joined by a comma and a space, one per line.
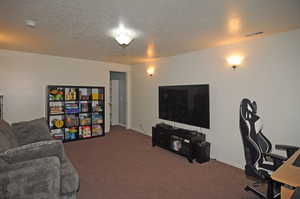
262, 152, 287, 161
262, 152, 287, 169
275, 144, 299, 158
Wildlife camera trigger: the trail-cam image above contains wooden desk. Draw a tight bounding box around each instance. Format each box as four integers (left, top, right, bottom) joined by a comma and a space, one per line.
272, 149, 300, 186
271, 149, 300, 199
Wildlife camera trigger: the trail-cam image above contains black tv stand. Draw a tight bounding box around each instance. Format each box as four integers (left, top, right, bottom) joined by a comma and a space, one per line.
152, 123, 206, 163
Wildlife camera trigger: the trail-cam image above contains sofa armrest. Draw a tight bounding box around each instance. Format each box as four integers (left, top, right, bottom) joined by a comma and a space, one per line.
0, 157, 61, 199
0, 140, 64, 164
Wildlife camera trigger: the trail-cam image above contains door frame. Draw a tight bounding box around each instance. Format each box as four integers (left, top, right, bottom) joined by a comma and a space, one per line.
109, 71, 129, 129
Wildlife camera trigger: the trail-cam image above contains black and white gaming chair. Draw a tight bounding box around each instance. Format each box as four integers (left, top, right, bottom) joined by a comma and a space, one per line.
239, 98, 298, 198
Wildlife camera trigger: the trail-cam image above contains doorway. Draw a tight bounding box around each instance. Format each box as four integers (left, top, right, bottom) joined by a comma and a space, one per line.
109, 71, 127, 127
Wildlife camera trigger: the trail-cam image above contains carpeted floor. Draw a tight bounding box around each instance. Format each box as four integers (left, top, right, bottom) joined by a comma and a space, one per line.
64, 126, 260, 199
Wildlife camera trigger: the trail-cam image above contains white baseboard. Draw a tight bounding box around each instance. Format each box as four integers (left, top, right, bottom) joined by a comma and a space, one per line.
129, 127, 152, 137
111, 123, 126, 127
129, 127, 143, 133
118, 123, 127, 127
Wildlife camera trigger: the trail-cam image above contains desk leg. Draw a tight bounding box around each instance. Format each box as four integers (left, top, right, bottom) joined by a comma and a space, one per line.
281, 186, 295, 199
267, 180, 274, 199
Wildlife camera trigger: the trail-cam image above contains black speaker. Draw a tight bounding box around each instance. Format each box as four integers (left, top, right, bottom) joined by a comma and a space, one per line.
195, 141, 210, 163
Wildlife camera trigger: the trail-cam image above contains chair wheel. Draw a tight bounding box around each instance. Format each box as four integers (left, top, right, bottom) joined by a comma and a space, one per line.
253, 181, 260, 187
245, 186, 250, 191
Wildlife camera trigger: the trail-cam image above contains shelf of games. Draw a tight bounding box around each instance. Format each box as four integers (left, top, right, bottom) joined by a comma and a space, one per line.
47, 85, 105, 142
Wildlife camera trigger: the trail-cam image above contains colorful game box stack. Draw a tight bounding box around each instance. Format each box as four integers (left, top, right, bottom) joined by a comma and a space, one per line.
65, 127, 78, 140
92, 125, 103, 136
49, 88, 64, 101
80, 126, 91, 138
92, 114, 103, 124
65, 103, 79, 114
80, 102, 89, 113
80, 114, 91, 125
65, 88, 77, 101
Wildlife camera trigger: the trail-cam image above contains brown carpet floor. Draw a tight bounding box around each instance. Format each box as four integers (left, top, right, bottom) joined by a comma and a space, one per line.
64, 126, 260, 199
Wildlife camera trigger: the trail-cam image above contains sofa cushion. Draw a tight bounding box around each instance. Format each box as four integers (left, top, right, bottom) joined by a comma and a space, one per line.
12, 118, 52, 146
60, 154, 80, 194
0, 120, 18, 152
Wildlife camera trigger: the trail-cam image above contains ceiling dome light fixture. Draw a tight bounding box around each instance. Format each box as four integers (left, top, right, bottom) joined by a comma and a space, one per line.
115, 31, 132, 46
25, 19, 36, 28
112, 24, 135, 47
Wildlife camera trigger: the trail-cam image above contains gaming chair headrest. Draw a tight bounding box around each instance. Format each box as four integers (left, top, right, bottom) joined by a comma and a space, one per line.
240, 98, 258, 122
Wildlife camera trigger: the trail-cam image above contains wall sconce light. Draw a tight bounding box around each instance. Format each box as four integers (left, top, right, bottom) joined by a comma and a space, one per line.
147, 67, 155, 76
226, 55, 244, 70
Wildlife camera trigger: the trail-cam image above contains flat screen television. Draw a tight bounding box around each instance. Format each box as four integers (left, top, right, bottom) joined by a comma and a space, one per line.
159, 84, 210, 129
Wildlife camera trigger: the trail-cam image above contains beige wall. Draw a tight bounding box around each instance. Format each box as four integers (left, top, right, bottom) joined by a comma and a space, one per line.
0, 49, 132, 132
1, 29, 299, 169
131, 29, 300, 168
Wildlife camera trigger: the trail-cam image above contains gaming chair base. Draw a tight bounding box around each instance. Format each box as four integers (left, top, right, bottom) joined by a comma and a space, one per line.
245, 185, 280, 199
245, 185, 266, 199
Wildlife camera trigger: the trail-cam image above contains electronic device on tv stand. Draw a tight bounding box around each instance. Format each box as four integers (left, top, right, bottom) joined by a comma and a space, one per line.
152, 124, 207, 163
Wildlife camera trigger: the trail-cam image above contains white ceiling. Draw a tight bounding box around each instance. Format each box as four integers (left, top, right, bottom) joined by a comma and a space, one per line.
0, 0, 300, 64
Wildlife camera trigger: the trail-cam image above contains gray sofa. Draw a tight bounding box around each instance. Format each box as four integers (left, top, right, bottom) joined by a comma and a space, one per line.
0, 118, 79, 199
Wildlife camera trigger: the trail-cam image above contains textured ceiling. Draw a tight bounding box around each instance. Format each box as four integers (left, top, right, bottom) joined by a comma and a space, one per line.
0, 0, 300, 64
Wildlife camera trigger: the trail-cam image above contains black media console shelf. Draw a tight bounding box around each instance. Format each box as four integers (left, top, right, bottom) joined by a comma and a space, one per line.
152, 123, 206, 163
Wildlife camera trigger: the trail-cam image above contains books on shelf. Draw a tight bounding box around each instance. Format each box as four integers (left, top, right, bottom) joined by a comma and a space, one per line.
92, 88, 98, 100
65, 88, 77, 101
79, 126, 91, 138
91, 88, 104, 100
65, 115, 79, 128
49, 102, 64, 114
49, 88, 64, 101
92, 114, 103, 124
79, 113, 91, 125
65, 102, 79, 114
80, 101, 90, 113
65, 127, 78, 140
49, 115, 64, 129
47, 86, 105, 142
50, 129, 64, 140
92, 125, 103, 136
92, 101, 103, 112
79, 88, 91, 100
